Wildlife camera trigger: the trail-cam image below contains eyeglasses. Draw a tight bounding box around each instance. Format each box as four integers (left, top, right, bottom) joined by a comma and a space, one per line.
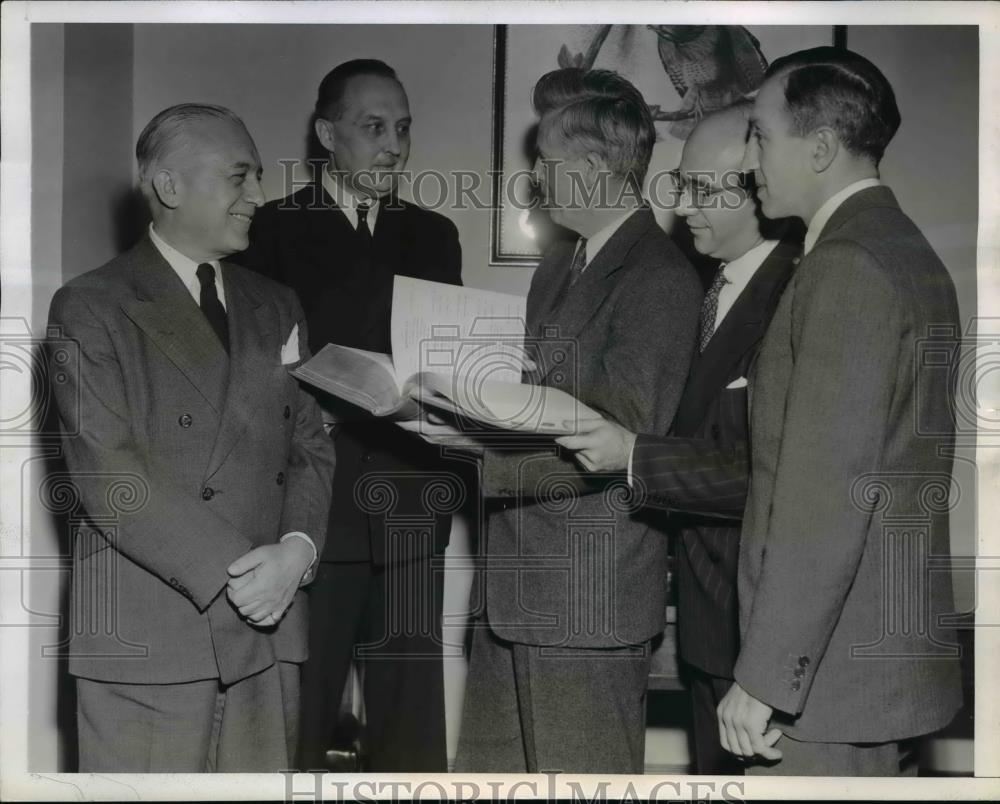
668, 169, 753, 209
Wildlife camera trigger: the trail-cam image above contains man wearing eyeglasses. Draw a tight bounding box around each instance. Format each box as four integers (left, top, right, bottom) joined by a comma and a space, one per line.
557, 100, 800, 774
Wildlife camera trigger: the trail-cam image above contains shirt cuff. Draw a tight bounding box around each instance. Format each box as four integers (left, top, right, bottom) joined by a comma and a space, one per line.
280, 531, 318, 585
627, 440, 636, 488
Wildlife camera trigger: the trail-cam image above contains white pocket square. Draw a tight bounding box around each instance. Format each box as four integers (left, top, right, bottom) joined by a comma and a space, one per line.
726, 376, 748, 389
280, 324, 301, 365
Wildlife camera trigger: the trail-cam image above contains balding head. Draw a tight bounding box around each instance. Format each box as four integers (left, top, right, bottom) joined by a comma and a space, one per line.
675, 100, 763, 262
683, 102, 753, 177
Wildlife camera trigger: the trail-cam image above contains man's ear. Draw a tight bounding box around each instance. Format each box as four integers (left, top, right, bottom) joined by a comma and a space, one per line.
150, 169, 181, 210
584, 151, 607, 180
811, 127, 839, 173
314, 117, 335, 153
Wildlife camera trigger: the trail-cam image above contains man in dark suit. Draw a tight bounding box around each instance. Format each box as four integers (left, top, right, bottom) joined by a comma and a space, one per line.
238, 59, 462, 772
416, 68, 701, 774
47, 104, 336, 772
557, 101, 799, 774
715, 47, 963, 775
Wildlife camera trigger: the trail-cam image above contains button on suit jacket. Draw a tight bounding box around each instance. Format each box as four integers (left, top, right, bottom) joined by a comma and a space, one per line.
238, 183, 463, 564
48, 235, 336, 686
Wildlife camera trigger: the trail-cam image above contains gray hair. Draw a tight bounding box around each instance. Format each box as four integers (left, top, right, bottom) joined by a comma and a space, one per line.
532, 68, 655, 186
135, 103, 247, 194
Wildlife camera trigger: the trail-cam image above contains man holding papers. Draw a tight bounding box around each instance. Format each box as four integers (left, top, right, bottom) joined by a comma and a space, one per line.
238, 59, 462, 771
555, 101, 800, 774
444, 68, 702, 774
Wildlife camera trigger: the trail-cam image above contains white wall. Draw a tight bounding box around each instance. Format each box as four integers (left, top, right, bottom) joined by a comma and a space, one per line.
851, 25, 979, 610
132, 24, 528, 297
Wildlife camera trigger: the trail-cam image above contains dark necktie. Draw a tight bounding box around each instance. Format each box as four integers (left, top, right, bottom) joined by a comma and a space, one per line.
699, 264, 731, 352
196, 263, 229, 353
569, 237, 588, 287
356, 202, 373, 250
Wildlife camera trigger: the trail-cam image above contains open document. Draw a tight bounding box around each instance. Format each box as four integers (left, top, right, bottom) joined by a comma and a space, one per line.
292, 276, 599, 434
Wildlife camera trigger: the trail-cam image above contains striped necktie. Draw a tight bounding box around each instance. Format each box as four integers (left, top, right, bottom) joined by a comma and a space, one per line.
569, 238, 588, 287
698, 264, 731, 352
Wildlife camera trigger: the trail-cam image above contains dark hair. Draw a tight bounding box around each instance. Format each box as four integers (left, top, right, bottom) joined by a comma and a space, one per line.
765, 46, 900, 164
532, 68, 655, 185
135, 103, 247, 196
315, 59, 401, 120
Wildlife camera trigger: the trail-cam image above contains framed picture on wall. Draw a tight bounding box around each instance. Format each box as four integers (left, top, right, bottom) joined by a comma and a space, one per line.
489, 24, 842, 266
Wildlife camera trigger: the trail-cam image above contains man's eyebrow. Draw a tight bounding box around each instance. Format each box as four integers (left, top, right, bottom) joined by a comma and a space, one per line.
229, 161, 256, 171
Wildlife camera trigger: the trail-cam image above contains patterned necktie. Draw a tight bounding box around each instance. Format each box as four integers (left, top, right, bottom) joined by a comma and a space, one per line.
196, 263, 229, 353
569, 238, 588, 287
699, 264, 731, 352
356, 202, 373, 249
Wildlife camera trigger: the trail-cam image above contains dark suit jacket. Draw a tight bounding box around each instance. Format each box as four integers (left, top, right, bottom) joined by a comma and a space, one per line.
48, 235, 336, 685
239, 183, 463, 564
631, 239, 799, 677
736, 186, 963, 742
480, 208, 703, 648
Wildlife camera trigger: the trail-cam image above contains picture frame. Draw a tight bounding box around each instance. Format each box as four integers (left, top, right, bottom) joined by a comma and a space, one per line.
489, 24, 844, 266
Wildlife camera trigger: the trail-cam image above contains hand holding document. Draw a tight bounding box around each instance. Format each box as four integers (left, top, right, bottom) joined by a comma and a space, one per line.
396, 412, 488, 454
292, 277, 598, 435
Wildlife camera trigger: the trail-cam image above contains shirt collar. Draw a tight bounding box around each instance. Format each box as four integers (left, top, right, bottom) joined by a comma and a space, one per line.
148, 223, 225, 308
585, 207, 640, 266
322, 166, 381, 227
804, 178, 881, 256
722, 238, 780, 282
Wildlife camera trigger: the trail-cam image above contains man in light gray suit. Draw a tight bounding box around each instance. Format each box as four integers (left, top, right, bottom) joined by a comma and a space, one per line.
48, 104, 336, 772
718, 47, 963, 775
412, 68, 701, 774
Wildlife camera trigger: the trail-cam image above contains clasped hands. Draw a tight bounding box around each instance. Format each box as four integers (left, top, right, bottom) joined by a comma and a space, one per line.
225, 538, 313, 628
717, 682, 783, 762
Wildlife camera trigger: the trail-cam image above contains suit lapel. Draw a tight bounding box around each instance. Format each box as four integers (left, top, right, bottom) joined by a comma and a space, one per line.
673, 240, 800, 434
205, 264, 279, 477
120, 236, 229, 412
534, 208, 656, 385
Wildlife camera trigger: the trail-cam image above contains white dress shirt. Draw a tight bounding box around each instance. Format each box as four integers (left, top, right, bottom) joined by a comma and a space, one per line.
710, 239, 780, 334
149, 223, 226, 310
148, 225, 317, 579
581, 207, 640, 269
322, 167, 382, 231
803, 178, 881, 256
625, 238, 782, 485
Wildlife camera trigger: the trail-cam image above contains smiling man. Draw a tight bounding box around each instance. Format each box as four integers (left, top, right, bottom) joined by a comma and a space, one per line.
556, 101, 800, 774
238, 59, 463, 772
717, 46, 963, 776
47, 104, 335, 771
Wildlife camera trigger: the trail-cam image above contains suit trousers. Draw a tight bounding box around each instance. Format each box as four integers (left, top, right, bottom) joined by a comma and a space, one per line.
685, 663, 744, 775
76, 661, 299, 772
454, 620, 652, 774
747, 734, 919, 776
298, 558, 447, 772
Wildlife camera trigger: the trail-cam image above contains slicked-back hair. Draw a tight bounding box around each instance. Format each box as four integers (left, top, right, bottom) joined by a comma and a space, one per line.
315, 59, 402, 121
765, 46, 900, 165
135, 103, 247, 195
533, 68, 655, 186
